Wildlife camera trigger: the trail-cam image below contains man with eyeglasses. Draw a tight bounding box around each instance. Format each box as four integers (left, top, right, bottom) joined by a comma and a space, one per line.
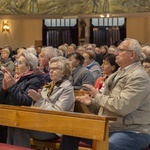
59, 38, 150, 150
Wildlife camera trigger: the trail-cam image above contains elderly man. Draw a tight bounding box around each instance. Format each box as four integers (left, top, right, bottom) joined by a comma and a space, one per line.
59, 38, 150, 150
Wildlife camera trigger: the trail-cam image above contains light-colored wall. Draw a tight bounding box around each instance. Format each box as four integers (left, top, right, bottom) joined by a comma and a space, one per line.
0, 19, 42, 50
0, 16, 150, 50
126, 16, 150, 44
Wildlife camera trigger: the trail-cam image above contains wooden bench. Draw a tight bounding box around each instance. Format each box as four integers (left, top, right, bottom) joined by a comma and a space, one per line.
0, 104, 116, 150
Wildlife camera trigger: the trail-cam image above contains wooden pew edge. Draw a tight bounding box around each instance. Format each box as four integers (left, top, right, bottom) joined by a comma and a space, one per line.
0, 104, 116, 122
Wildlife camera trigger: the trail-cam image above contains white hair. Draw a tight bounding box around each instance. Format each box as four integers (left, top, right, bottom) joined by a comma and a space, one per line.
41, 46, 57, 59
27, 47, 37, 56
124, 38, 142, 61
20, 51, 38, 71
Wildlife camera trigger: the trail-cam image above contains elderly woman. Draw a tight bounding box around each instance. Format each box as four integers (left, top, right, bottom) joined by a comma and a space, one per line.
0, 50, 44, 106
0, 50, 44, 143
6, 56, 75, 148
0, 47, 14, 75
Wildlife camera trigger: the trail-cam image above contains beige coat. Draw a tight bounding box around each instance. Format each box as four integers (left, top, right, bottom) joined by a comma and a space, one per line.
34, 80, 75, 112
91, 62, 150, 133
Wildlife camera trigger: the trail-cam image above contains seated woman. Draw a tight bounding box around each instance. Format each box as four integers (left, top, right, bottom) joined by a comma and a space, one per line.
94, 53, 119, 92
0, 51, 44, 143
6, 56, 75, 148
66, 52, 94, 90
0, 48, 14, 75
141, 56, 150, 77
0, 50, 44, 106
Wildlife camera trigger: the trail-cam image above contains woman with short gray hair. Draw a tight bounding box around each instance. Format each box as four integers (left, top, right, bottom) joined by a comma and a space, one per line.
0, 51, 44, 106
20, 50, 38, 71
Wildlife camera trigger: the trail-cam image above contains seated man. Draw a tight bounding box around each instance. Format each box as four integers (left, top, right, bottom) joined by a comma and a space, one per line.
66, 52, 94, 90
83, 50, 102, 81
59, 38, 150, 150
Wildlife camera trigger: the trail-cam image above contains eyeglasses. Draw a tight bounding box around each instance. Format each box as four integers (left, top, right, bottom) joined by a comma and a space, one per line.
116, 48, 133, 53
14, 60, 24, 65
49, 67, 61, 71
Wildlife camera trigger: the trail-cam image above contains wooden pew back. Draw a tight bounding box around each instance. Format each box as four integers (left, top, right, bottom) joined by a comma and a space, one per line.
74, 90, 91, 114
0, 104, 116, 150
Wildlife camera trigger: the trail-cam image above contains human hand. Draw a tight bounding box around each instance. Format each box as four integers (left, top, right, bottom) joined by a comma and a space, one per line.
82, 84, 99, 98
28, 89, 42, 101
76, 89, 92, 106
2, 71, 15, 90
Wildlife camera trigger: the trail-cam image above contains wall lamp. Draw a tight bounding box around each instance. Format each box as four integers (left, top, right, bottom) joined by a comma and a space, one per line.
2, 21, 10, 32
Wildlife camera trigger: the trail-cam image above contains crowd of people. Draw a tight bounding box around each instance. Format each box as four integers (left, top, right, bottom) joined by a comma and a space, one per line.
0, 38, 150, 150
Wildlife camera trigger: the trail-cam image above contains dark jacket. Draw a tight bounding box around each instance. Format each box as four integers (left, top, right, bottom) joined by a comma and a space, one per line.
0, 73, 44, 106
0, 71, 4, 91
70, 65, 94, 90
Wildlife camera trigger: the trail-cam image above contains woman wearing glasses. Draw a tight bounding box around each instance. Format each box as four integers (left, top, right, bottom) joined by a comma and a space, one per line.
0, 50, 44, 143
6, 56, 75, 148
0, 50, 44, 106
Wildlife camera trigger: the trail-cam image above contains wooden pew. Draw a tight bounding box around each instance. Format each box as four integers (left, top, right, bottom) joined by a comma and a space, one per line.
0, 104, 116, 150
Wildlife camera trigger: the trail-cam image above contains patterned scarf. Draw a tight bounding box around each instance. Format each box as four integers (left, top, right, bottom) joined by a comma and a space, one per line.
43, 80, 63, 97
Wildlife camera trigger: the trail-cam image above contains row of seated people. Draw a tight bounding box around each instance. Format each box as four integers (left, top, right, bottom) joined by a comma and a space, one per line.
0, 38, 150, 150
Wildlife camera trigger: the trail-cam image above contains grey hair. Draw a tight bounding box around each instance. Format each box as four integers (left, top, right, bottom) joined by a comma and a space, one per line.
124, 38, 142, 61
77, 46, 85, 51
1, 48, 10, 56
142, 46, 150, 56
55, 48, 63, 56
41, 46, 57, 59
26, 47, 37, 56
49, 56, 72, 80
20, 50, 38, 71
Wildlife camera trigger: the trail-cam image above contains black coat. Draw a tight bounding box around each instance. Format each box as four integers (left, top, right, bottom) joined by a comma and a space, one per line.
0, 73, 44, 106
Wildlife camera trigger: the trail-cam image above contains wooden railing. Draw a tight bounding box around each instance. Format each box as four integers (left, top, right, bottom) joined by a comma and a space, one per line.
0, 104, 116, 150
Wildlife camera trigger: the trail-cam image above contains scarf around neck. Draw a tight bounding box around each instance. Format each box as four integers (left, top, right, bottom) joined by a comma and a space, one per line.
14, 71, 33, 82
43, 80, 63, 97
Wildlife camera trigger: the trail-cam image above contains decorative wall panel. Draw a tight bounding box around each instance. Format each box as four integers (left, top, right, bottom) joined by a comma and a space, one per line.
0, 0, 150, 16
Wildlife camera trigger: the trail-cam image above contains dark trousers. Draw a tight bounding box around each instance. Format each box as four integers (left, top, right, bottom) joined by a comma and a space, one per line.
59, 135, 93, 150
0, 126, 7, 143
